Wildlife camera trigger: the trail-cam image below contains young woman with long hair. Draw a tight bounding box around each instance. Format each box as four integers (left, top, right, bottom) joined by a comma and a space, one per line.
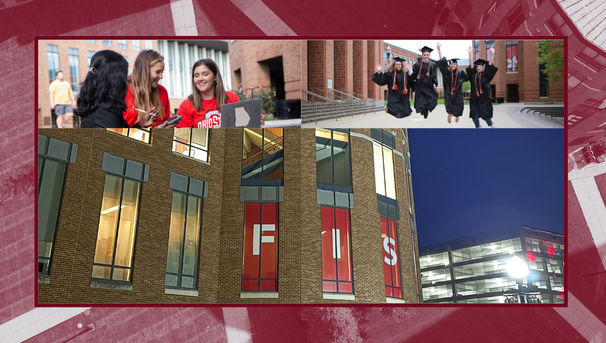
77, 50, 134, 128
371, 57, 414, 118
176, 58, 240, 128
467, 46, 498, 128
436, 42, 467, 124
123, 49, 175, 128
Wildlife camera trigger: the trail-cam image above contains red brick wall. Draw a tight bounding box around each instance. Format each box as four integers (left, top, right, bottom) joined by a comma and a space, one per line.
228, 40, 303, 100
353, 41, 368, 98
334, 40, 353, 94
473, 40, 564, 103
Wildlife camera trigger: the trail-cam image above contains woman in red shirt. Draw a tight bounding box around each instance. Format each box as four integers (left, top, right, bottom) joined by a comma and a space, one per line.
123, 49, 175, 128
176, 58, 239, 128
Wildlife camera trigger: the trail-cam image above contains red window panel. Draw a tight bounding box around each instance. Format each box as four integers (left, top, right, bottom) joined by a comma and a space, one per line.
381, 217, 403, 299
547, 247, 555, 255
321, 206, 353, 293
526, 251, 536, 262
242, 203, 278, 291
507, 45, 518, 72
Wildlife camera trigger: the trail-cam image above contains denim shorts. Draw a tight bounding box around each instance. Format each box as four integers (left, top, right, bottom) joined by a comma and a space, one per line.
55, 104, 73, 115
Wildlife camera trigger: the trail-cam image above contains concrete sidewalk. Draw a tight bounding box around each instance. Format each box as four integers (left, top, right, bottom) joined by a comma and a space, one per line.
302, 103, 559, 129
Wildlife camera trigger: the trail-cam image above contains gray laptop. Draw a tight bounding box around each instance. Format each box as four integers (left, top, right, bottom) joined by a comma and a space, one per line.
221, 98, 263, 128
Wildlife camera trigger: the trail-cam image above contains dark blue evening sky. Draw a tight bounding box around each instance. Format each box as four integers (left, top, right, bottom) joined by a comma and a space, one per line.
408, 129, 564, 247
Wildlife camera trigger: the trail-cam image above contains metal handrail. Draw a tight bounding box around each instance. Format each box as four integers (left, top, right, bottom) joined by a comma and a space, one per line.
338, 89, 368, 100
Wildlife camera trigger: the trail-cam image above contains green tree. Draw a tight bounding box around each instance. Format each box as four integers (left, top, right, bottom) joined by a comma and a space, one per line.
537, 41, 565, 83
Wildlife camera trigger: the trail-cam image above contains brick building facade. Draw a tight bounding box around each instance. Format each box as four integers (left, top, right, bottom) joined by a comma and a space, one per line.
38, 128, 421, 304
472, 40, 565, 103
305, 40, 386, 101
228, 40, 302, 100
38, 40, 157, 128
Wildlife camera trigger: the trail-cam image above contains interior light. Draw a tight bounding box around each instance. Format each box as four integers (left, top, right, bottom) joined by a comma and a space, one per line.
506, 256, 529, 279
101, 205, 125, 215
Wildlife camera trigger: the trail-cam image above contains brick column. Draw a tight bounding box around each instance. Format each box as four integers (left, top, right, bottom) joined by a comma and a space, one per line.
334, 40, 353, 94
353, 40, 368, 99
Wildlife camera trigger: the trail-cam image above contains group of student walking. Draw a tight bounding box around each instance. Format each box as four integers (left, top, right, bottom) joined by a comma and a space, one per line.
372, 43, 498, 128
66, 49, 245, 129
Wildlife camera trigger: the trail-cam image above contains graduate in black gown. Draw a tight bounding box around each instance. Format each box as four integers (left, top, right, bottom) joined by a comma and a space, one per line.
410, 46, 439, 119
436, 42, 467, 124
466, 45, 498, 128
371, 57, 414, 119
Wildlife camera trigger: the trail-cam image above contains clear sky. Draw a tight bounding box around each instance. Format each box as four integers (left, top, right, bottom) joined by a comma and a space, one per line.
384, 40, 471, 61
408, 129, 564, 247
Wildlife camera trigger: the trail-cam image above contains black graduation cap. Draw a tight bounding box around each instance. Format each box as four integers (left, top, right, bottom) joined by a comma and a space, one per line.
473, 59, 488, 66
420, 46, 433, 53
449, 58, 460, 64
393, 57, 405, 63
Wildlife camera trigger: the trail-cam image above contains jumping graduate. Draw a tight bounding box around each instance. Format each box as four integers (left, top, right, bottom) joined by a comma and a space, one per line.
436, 42, 467, 123
410, 46, 439, 119
467, 46, 498, 128
371, 57, 414, 119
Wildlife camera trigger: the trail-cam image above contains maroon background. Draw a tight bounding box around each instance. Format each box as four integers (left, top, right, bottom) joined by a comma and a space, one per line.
1, 0, 604, 341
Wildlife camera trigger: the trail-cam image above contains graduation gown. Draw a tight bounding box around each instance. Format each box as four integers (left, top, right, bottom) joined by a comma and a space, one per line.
437, 57, 467, 117
371, 70, 413, 118
466, 64, 498, 120
411, 59, 439, 113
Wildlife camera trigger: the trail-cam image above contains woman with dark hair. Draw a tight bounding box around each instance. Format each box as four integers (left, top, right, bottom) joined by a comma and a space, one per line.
436, 42, 467, 124
467, 45, 498, 128
371, 57, 414, 118
78, 50, 139, 128
176, 58, 240, 128
122, 49, 174, 128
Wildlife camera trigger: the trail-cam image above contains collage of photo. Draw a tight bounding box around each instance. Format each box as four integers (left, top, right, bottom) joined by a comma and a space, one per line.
37, 39, 564, 306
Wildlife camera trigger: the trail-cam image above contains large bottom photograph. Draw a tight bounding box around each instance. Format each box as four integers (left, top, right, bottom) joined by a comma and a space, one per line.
37, 128, 563, 304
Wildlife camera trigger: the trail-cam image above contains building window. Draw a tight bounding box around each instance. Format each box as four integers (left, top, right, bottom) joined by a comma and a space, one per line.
38, 157, 67, 274
474, 40, 480, 60
165, 191, 203, 289
506, 40, 518, 72
451, 238, 523, 263
242, 203, 279, 291
132, 40, 141, 52
485, 40, 495, 60
38, 135, 77, 276
383, 51, 388, 61
108, 128, 151, 144
373, 141, 396, 200
321, 206, 353, 294
316, 129, 352, 189
145, 40, 154, 49
124, 56, 129, 64
91, 174, 141, 282
539, 63, 549, 97
420, 251, 449, 269
102, 40, 112, 47
86, 50, 96, 67
242, 129, 284, 185
421, 267, 451, 285
381, 217, 402, 298
67, 48, 80, 93
118, 40, 127, 49
403, 150, 413, 214
173, 128, 209, 162
46, 44, 60, 82
85, 40, 96, 44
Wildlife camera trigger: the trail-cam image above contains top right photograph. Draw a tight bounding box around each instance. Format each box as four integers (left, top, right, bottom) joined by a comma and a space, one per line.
301, 39, 564, 129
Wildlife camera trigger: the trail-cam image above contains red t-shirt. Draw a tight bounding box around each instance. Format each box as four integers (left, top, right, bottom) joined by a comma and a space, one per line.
176, 91, 240, 128
123, 84, 171, 127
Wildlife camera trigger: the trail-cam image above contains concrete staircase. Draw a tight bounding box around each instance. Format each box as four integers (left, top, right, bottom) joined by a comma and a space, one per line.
507, 106, 564, 128
302, 99, 384, 124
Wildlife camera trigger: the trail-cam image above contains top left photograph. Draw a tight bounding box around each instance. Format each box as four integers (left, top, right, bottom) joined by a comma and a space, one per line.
37, 40, 303, 129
